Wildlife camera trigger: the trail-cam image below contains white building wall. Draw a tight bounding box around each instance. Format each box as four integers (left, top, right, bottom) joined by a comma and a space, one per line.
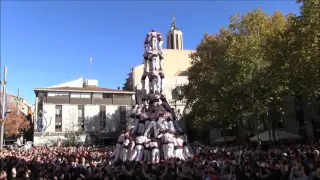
62, 105, 78, 131
42, 104, 56, 132
34, 103, 132, 145
41, 104, 127, 133
163, 76, 189, 99
105, 105, 121, 132
84, 105, 100, 132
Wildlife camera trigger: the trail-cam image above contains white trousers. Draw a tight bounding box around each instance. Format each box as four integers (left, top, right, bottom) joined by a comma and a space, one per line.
151, 148, 160, 164
151, 78, 159, 94
144, 121, 158, 137
166, 121, 175, 132
183, 146, 193, 159
149, 37, 157, 51
151, 56, 157, 73
114, 143, 123, 162
162, 144, 168, 160
131, 145, 144, 161
174, 148, 185, 161
159, 58, 164, 70
158, 40, 163, 51
122, 148, 129, 161
157, 118, 166, 132
160, 78, 165, 93
143, 149, 151, 162
166, 143, 174, 160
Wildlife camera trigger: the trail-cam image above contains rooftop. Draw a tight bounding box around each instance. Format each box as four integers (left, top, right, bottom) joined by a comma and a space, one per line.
34, 86, 135, 94
34, 77, 134, 94
34, 78, 135, 94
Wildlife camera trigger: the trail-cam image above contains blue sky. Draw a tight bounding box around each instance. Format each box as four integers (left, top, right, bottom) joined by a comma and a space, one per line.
1, 1, 300, 104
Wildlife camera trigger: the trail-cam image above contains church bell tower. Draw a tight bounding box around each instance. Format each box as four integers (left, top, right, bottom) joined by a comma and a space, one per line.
166, 17, 183, 50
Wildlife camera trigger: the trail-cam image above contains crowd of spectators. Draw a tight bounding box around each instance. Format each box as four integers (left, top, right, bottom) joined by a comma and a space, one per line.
1, 143, 320, 180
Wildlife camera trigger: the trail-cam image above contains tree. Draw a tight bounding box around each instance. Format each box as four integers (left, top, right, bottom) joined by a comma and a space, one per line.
283, 0, 320, 98
180, 9, 291, 138
2, 106, 30, 137
64, 120, 84, 146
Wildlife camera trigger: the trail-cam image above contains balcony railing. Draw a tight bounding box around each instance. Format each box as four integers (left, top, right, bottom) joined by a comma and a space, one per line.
167, 99, 187, 106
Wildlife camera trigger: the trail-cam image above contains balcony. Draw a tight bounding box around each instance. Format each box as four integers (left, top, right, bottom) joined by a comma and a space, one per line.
167, 99, 187, 106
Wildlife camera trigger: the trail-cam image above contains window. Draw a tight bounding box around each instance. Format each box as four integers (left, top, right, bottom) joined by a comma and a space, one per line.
78, 105, 85, 130
93, 93, 103, 98
180, 34, 183, 49
55, 105, 62, 132
113, 94, 130, 99
100, 105, 106, 130
171, 34, 174, 49
176, 34, 179, 49
48, 92, 69, 97
119, 106, 126, 130
70, 93, 91, 99
103, 93, 112, 99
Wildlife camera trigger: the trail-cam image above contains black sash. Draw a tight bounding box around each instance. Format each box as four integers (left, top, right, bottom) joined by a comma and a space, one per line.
139, 120, 145, 124
150, 146, 158, 150
163, 142, 173, 145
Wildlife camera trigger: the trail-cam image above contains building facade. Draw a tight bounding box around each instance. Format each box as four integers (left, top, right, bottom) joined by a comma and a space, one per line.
0, 92, 32, 116
33, 78, 135, 145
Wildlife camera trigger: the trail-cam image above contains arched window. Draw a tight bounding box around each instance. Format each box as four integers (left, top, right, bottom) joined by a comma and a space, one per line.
171, 34, 174, 49
176, 34, 179, 49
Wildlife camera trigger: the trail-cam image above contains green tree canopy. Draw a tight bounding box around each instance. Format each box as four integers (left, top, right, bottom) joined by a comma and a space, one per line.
180, 8, 305, 132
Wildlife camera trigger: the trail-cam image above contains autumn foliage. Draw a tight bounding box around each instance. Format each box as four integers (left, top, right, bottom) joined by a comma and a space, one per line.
1, 106, 30, 137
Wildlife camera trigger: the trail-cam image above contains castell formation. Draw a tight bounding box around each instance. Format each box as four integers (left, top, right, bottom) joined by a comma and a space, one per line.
112, 24, 194, 163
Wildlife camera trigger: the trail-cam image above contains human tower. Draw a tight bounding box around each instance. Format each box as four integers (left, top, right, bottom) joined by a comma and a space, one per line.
112, 29, 193, 163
